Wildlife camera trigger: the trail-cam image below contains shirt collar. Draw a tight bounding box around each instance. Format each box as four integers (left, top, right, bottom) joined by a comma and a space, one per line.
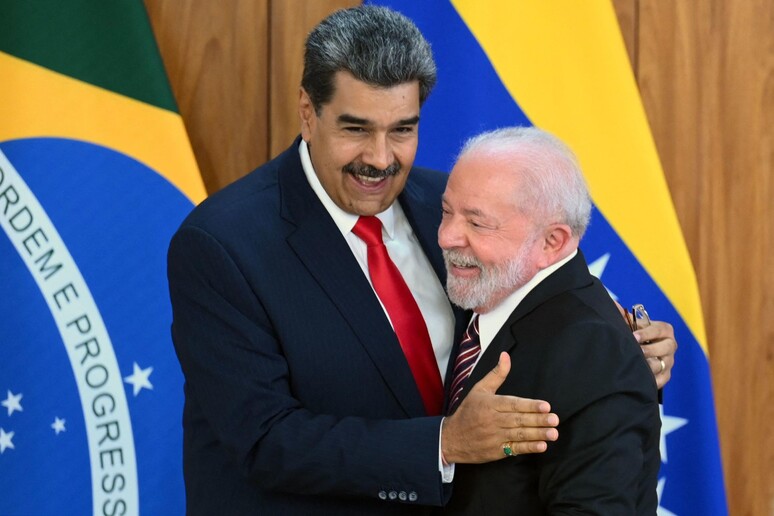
477, 249, 578, 348
299, 139, 396, 238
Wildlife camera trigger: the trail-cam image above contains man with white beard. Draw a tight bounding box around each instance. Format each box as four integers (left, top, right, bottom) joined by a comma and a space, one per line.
439, 126, 660, 515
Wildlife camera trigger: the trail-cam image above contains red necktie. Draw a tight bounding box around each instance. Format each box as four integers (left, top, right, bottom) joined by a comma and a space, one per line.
352, 216, 444, 415
447, 315, 480, 414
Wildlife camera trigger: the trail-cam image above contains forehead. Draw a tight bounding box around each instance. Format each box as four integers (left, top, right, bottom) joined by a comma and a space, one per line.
323, 71, 420, 121
447, 152, 531, 217
448, 152, 514, 197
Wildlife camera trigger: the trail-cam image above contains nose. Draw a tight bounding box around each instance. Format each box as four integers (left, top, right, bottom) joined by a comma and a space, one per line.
438, 214, 466, 250
363, 133, 393, 170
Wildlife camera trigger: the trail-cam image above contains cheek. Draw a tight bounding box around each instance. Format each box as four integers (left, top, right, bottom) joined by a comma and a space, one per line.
332, 140, 367, 169
472, 241, 508, 268
395, 139, 418, 165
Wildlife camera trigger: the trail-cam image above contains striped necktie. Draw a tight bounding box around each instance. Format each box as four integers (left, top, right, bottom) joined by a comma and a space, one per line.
447, 315, 481, 414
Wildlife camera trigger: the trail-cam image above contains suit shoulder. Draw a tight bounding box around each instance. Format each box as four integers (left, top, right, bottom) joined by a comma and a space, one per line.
517, 289, 650, 379
405, 166, 449, 194
513, 292, 657, 419
537, 288, 637, 356
178, 153, 289, 235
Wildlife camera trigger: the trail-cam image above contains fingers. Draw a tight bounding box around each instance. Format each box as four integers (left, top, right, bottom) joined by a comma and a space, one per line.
469, 352, 511, 395
645, 356, 668, 377
497, 394, 552, 415
488, 406, 559, 430
655, 369, 671, 389
441, 408, 559, 464
646, 355, 673, 389
634, 320, 675, 345
503, 425, 559, 444
505, 439, 550, 456
639, 334, 677, 360
441, 382, 560, 464
634, 320, 677, 388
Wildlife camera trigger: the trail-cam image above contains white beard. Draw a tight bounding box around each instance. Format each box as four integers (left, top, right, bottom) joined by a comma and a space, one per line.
443, 237, 537, 312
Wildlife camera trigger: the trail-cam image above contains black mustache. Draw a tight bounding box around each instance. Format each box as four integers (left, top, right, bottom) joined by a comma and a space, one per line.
343, 161, 401, 179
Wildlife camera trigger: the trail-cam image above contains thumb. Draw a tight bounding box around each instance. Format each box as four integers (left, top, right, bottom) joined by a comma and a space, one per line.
470, 352, 511, 394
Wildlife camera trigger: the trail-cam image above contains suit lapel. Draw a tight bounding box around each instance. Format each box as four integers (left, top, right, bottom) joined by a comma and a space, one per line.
399, 175, 470, 388
456, 251, 594, 402
277, 141, 426, 416
398, 177, 445, 283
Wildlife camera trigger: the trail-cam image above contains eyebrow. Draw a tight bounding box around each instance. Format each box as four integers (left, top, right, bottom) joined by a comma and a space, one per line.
462, 207, 486, 218
441, 196, 487, 218
337, 114, 420, 126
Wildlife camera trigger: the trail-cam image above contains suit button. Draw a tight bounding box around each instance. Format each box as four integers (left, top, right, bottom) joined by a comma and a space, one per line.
388, 491, 398, 500
409, 491, 418, 502
378, 490, 387, 500
398, 491, 407, 501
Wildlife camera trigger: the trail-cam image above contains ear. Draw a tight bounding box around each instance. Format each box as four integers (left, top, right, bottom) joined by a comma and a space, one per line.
536, 223, 575, 268
298, 88, 316, 142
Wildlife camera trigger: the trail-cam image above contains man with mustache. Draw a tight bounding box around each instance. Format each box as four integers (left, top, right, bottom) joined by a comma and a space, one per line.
440, 126, 660, 515
167, 6, 675, 515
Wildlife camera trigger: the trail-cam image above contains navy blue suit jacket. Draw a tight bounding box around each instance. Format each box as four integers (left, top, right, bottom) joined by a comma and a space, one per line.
168, 138, 465, 514
444, 251, 661, 515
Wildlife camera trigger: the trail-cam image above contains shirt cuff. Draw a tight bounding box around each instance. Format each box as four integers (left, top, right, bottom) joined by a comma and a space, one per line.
439, 417, 455, 483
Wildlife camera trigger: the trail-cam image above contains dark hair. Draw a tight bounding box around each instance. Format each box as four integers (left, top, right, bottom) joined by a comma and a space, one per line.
302, 5, 436, 113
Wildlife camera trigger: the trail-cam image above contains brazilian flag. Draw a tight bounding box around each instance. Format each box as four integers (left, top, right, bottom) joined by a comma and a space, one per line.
0, 2, 205, 514
370, 1, 728, 514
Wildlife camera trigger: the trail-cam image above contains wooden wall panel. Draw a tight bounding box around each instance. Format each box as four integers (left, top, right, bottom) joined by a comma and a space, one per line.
145, 0, 270, 193
269, 0, 360, 158
612, 0, 638, 75
634, 1, 774, 514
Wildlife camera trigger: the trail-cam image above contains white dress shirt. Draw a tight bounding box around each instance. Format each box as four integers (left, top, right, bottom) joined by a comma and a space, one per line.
299, 140, 455, 378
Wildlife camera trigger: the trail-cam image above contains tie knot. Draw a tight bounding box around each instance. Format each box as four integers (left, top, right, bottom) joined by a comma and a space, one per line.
463, 314, 480, 343
352, 216, 384, 247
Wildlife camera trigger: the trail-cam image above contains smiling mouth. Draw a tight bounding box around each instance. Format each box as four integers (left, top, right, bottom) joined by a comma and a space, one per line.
443, 250, 482, 272
450, 262, 480, 275
354, 174, 387, 184
343, 161, 401, 185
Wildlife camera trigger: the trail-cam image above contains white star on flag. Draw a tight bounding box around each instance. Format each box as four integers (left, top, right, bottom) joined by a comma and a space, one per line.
587, 253, 619, 300
0, 428, 14, 454
587, 252, 610, 279
1, 390, 23, 417
660, 404, 688, 463
51, 417, 66, 435
124, 362, 154, 396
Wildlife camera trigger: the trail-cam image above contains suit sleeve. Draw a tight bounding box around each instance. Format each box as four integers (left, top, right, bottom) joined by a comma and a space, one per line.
167, 225, 450, 505
535, 322, 660, 515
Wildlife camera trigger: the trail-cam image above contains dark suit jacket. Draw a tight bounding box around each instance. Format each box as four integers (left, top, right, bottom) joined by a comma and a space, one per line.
168, 138, 466, 515
444, 251, 661, 515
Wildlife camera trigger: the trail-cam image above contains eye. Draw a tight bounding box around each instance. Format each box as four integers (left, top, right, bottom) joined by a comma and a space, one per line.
344, 126, 367, 134
468, 218, 494, 230
394, 126, 415, 134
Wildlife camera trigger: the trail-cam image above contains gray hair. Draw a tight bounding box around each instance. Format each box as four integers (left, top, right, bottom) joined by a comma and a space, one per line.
302, 6, 436, 113
458, 126, 592, 238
